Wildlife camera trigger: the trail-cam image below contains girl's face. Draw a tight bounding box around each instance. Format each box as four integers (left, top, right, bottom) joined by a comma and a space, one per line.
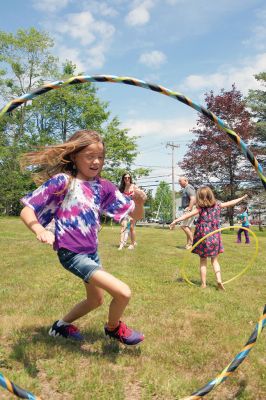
73, 142, 104, 181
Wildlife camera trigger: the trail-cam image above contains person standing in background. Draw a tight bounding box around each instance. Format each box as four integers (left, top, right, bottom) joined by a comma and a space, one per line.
237, 205, 250, 244
119, 173, 146, 250
178, 177, 196, 249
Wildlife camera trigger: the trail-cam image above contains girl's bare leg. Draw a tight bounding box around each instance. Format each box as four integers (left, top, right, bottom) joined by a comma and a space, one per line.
62, 282, 104, 323
90, 270, 131, 328
211, 256, 225, 290
200, 257, 207, 288
130, 220, 136, 245
119, 221, 127, 249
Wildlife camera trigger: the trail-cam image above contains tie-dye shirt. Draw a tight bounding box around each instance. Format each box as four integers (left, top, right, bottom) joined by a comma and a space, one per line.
21, 173, 134, 254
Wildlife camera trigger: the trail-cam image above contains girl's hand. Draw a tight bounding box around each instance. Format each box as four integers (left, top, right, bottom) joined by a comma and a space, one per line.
169, 222, 176, 230
129, 188, 147, 221
36, 229, 55, 245
132, 188, 147, 203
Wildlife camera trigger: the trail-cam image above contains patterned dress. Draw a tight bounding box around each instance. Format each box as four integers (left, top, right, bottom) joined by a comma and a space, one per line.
192, 203, 224, 257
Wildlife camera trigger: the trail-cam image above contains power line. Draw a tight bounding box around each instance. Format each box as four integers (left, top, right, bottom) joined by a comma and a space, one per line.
137, 174, 171, 181
139, 183, 171, 188
133, 163, 171, 169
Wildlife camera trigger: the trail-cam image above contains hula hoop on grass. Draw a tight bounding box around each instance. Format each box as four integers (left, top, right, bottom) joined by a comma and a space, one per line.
180, 304, 266, 399
181, 226, 259, 287
0, 371, 41, 399
0, 75, 265, 399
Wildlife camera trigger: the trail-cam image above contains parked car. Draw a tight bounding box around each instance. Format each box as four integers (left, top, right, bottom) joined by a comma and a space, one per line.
148, 218, 159, 223
158, 219, 172, 225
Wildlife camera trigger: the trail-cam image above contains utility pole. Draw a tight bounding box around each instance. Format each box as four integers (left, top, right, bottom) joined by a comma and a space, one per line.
166, 142, 180, 220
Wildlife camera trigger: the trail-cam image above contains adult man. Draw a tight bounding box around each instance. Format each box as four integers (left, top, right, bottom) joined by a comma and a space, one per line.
178, 176, 196, 249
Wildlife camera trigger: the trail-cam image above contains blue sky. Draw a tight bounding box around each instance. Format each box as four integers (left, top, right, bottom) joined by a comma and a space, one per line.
1, 0, 266, 190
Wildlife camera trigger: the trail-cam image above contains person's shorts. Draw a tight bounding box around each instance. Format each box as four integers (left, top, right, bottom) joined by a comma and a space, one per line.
57, 248, 102, 282
180, 206, 196, 228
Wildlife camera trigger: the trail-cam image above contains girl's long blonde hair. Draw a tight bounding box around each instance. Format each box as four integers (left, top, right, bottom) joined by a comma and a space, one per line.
20, 129, 104, 184
196, 186, 216, 208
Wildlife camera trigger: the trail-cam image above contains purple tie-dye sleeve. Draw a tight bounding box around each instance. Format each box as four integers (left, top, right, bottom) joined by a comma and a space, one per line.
20, 173, 69, 227
100, 179, 135, 223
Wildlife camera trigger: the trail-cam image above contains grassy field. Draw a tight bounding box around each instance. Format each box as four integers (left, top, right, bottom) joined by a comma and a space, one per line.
0, 217, 265, 400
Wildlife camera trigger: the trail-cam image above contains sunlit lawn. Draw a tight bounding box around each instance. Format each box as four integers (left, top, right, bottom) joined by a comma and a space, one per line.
0, 217, 265, 399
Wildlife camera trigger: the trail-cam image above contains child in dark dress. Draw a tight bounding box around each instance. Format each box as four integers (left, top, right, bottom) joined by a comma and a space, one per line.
170, 187, 248, 290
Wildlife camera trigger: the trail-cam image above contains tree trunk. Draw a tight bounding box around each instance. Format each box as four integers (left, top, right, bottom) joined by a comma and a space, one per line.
227, 207, 234, 228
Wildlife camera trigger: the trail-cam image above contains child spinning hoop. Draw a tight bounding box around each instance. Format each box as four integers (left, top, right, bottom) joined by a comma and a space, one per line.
170, 186, 248, 290
20, 129, 147, 345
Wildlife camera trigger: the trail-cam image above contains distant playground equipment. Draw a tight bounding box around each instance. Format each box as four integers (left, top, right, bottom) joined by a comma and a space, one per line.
0, 75, 265, 399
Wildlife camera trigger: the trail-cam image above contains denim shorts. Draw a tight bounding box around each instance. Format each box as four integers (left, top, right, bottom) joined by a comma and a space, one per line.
57, 248, 102, 282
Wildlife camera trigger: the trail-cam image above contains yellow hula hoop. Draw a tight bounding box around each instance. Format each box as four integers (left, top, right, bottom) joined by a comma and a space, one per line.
181, 225, 259, 286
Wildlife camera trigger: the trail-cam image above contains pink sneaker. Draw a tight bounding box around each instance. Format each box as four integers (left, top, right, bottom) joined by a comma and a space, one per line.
104, 321, 144, 345
49, 321, 84, 341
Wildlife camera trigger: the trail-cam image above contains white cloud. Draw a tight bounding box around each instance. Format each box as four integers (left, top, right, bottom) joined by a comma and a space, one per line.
182, 53, 266, 95
139, 50, 167, 68
86, 44, 107, 69
55, 45, 86, 73
122, 116, 196, 138
45, 11, 116, 70
54, 11, 115, 46
83, 1, 119, 17
32, 0, 70, 13
55, 13, 94, 46
245, 7, 266, 51
94, 20, 115, 39
242, 8, 266, 52
125, 0, 155, 26
164, 0, 185, 4
55, 43, 109, 71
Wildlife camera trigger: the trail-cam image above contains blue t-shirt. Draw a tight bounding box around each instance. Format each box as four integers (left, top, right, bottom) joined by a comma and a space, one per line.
239, 211, 249, 227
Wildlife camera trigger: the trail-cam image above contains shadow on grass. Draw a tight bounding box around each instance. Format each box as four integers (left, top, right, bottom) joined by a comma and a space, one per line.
182, 279, 219, 290
169, 275, 220, 290
10, 326, 142, 378
234, 379, 248, 398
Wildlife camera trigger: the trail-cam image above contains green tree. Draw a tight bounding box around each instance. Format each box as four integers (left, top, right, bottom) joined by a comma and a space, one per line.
153, 181, 172, 222
180, 85, 255, 225
0, 28, 58, 143
0, 155, 34, 215
0, 28, 59, 214
101, 117, 140, 182
0, 27, 58, 98
246, 72, 266, 161
28, 62, 143, 183
26, 61, 109, 144
0, 30, 147, 213
142, 189, 154, 220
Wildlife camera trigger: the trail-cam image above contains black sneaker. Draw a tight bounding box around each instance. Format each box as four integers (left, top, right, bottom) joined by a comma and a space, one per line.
48, 320, 84, 341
